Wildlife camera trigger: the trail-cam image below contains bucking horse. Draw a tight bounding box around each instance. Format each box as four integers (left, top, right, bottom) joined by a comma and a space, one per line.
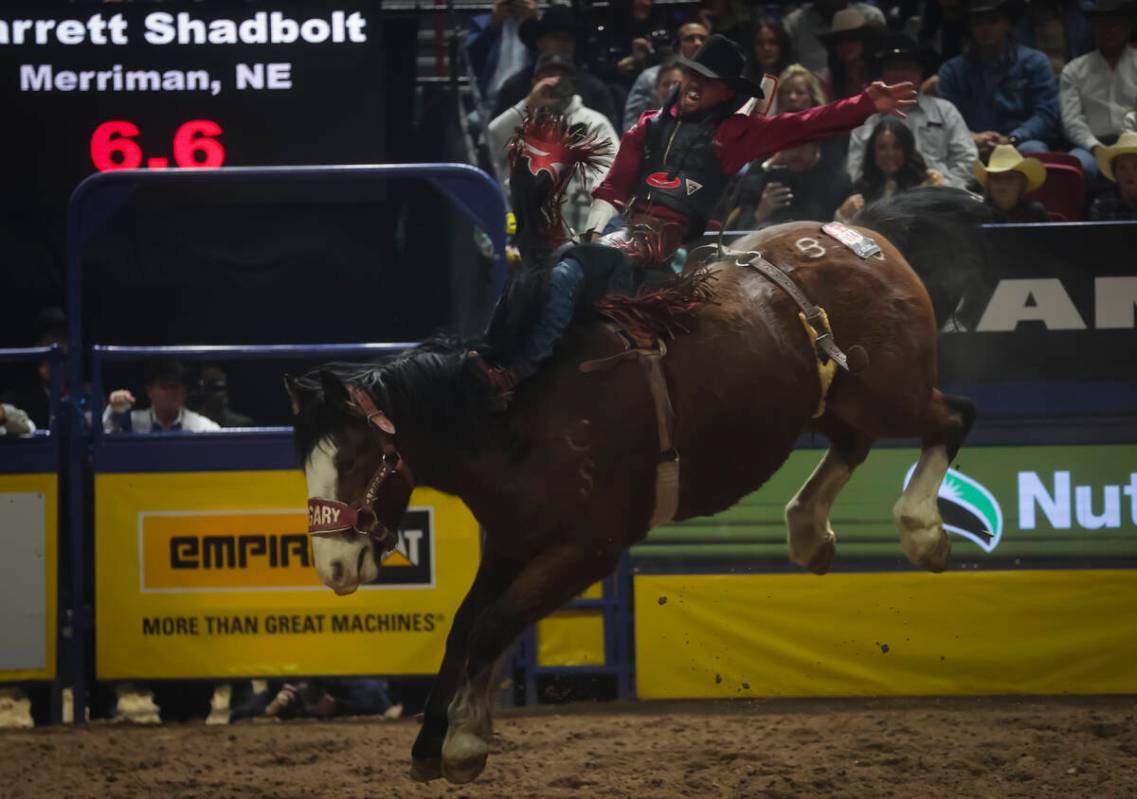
285, 112, 994, 784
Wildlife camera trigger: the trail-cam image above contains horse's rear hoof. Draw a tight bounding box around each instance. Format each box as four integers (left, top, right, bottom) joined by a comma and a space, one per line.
918, 532, 952, 573
441, 753, 487, 785
441, 731, 489, 784
409, 756, 443, 782
807, 538, 836, 575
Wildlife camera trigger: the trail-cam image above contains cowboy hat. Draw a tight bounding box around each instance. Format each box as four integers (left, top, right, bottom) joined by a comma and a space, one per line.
972, 144, 1046, 192
1096, 131, 1137, 182
875, 32, 938, 74
520, 6, 581, 50
676, 34, 764, 98
967, 0, 1025, 21
818, 9, 882, 45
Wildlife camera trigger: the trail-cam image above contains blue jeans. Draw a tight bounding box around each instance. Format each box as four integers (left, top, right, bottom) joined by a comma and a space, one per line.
1069, 146, 1101, 180
517, 257, 585, 376
1016, 138, 1048, 154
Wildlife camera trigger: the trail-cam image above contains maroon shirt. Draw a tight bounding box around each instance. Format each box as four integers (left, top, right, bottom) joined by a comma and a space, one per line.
593, 91, 878, 228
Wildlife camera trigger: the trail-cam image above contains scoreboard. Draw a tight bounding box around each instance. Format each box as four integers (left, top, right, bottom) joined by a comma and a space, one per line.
0, 1, 385, 210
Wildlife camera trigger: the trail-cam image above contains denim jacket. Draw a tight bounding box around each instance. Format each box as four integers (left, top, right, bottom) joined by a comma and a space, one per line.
938, 42, 1059, 143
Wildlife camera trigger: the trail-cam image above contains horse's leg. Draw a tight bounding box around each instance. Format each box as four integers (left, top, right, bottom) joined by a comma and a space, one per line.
893, 391, 976, 572
441, 541, 617, 784
785, 422, 872, 574
409, 560, 517, 782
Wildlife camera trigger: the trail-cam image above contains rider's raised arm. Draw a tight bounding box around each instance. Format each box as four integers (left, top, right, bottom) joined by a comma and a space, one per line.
717, 92, 877, 175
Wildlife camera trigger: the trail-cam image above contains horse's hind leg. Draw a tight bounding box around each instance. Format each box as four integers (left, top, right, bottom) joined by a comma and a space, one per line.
785, 422, 872, 574
893, 391, 975, 572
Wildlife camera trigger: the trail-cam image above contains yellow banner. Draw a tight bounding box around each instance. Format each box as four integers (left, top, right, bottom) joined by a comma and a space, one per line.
635, 570, 1137, 698
96, 471, 479, 679
0, 473, 57, 682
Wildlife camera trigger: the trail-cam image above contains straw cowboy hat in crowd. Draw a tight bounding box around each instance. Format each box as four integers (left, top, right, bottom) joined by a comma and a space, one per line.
1096, 131, 1137, 182
973, 144, 1046, 192
818, 8, 882, 46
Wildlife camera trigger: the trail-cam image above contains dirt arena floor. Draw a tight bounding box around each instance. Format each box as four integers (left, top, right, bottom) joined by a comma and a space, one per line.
1, 694, 1135, 799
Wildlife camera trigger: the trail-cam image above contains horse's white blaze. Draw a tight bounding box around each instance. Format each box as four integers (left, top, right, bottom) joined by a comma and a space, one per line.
304, 437, 378, 593
893, 443, 951, 568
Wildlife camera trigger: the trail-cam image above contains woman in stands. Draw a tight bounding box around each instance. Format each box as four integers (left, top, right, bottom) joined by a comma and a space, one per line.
744, 18, 794, 89
837, 116, 944, 219
973, 144, 1050, 223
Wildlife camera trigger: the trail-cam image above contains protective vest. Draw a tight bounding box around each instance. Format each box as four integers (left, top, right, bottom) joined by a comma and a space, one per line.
634, 100, 732, 227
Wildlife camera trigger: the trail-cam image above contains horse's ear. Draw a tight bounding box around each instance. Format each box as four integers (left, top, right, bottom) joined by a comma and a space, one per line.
319, 369, 351, 411
283, 374, 302, 415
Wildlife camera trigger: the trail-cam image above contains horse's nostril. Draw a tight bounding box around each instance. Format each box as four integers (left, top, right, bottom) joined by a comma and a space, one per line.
330, 559, 344, 582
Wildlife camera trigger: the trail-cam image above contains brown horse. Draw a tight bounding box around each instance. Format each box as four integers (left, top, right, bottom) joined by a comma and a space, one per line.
285, 186, 984, 784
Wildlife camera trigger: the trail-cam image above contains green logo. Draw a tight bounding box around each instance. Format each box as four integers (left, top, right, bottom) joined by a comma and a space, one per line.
903, 465, 1004, 553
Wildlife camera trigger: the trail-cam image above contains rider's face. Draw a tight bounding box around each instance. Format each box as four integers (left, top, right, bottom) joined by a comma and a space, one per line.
677, 70, 734, 116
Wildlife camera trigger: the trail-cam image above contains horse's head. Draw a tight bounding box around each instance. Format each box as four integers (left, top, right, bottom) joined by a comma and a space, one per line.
285, 369, 415, 595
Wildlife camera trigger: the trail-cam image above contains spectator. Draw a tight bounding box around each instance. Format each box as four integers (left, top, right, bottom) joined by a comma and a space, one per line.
973, 143, 1050, 222
818, 9, 884, 100
1059, 0, 1137, 181
653, 57, 684, 107
466, 0, 539, 116
0, 330, 63, 431
1090, 131, 1137, 219
919, 0, 969, 64
1013, 0, 1093, 76
937, 0, 1058, 157
728, 65, 852, 228
695, 0, 751, 45
103, 360, 221, 434
493, 6, 618, 128
784, 0, 887, 73
188, 366, 256, 428
838, 117, 945, 219
236, 679, 400, 722
488, 53, 619, 235
623, 22, 710, 131
847, 33, 977, 187
744, 18, 795, 87
606, 0, 674, 82
0, 401, 35, 436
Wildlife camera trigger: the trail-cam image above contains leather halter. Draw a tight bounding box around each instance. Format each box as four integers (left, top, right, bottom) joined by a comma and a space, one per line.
307, 384, 415, 551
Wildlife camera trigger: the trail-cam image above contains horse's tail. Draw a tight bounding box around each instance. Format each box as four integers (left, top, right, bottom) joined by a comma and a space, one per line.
853, 186, 995, 329
484, 109, 612, 357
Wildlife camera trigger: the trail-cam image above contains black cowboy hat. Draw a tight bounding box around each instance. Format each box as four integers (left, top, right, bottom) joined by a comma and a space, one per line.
520, 6, 581, 50
676, 34, 764, 98
875, 32, 938, 74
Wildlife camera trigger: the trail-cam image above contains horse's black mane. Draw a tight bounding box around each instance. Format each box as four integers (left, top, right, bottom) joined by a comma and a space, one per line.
292, 336, 499, 464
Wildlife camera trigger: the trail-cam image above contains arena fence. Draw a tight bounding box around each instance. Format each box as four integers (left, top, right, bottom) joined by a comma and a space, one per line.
0, 346, 63, 721
18, 164, 1134, 722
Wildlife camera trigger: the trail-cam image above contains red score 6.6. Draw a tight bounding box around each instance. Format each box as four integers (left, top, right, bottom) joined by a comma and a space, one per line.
90, 119, 225, 172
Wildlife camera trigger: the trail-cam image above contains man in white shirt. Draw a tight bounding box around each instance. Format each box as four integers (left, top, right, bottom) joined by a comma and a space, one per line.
847, 34, 978, 187
488, 53, 618, 236
784, 0, 886, 73
103, 360, 221, 434
1059, 0, 1137, 179
0, 402, 35, 436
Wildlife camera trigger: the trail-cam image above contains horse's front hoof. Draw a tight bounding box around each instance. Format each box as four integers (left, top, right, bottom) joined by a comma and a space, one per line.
441, 731, 489, 784
409, 756, 443, 782
807, 537, 836, 575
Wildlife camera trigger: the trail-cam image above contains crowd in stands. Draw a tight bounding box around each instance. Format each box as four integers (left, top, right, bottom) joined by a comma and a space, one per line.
465, 0, 1137, 226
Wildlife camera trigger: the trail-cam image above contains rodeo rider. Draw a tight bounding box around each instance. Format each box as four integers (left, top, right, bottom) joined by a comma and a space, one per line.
469, 35, 918, 409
